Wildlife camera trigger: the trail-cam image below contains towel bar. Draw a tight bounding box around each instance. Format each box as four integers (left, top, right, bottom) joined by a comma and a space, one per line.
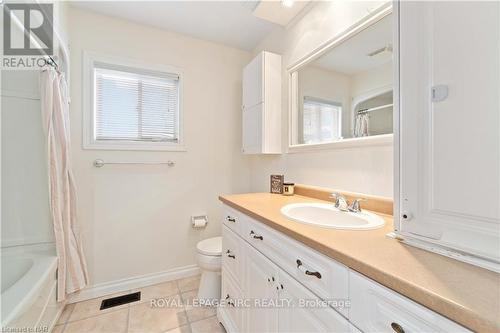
93, 159, 175, 168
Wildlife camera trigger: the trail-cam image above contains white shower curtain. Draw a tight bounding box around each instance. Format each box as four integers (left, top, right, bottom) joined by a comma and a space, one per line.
40, 68, 88, 301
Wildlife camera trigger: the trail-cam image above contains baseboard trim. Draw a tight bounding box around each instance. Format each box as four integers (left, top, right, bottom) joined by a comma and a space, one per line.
68, 264, 200, 304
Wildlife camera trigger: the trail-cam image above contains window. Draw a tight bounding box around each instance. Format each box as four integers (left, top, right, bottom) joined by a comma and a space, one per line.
84, 53, 183, 150
301, 97, 342, 144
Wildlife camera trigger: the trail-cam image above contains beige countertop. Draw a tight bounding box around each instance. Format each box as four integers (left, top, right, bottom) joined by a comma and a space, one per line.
219, 192, 500, 332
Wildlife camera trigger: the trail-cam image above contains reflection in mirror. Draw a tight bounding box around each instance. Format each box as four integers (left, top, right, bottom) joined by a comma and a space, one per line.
290, 13, 393, 146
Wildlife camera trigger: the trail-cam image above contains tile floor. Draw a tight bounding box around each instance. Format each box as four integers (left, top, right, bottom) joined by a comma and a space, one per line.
54, 275, 226, 333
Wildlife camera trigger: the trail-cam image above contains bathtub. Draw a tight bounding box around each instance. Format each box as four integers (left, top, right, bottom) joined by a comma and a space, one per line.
1, 248, 62, 331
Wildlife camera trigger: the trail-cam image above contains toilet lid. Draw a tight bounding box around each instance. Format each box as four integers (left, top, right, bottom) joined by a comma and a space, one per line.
197, 236, 222, 256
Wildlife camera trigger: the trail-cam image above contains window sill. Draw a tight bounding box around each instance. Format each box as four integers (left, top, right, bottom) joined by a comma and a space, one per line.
287, 133, 393, 153
83, 141, 187, 152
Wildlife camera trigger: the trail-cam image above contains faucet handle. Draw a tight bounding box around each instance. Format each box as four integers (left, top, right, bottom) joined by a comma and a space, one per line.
330, 193, 349, 211
349, 198, 367, 213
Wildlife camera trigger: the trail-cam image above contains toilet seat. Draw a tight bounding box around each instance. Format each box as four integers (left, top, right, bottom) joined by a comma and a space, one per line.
196, 236, 222, 256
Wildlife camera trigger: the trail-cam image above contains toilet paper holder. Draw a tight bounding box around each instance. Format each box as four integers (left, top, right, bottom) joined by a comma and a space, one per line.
191, 215, 208, 228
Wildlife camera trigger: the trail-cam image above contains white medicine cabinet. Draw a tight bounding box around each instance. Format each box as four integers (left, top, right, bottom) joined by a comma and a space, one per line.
395, 1, 500, 271
242, 51, 282, 154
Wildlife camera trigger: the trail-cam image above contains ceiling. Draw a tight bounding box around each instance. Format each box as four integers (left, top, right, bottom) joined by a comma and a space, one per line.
311, 14, 393, 75
70, 1, 292, 51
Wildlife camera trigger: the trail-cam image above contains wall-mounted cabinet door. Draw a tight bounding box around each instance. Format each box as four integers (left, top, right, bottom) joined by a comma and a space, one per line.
242, 103, 263, 154
243, 54, 263, 109
398, 1, 500, 266
242, 51, 281, 154
244, 244, 279, 333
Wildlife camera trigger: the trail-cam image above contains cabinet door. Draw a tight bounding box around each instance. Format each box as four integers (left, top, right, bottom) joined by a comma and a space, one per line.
398, 1, 500, 263
222, 226, 243, 282
220, 272, 243, 333
242, 103, 263, 154
244, 244, 279, 333
278, 268, 354, 333
243, 53, 263, 109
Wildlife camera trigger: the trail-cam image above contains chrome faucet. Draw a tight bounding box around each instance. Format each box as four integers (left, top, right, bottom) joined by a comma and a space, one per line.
348, 198, 367, 213
329, 193, 349, 211
330, 193, 367, 213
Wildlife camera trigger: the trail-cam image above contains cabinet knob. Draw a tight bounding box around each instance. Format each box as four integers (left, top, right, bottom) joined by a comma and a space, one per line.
391, 322, 405, 333
226, 216, 236, 223
401, 212, 413, 221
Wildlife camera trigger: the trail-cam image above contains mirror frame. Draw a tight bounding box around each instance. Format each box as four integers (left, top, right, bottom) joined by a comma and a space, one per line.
287, 3, 393, 153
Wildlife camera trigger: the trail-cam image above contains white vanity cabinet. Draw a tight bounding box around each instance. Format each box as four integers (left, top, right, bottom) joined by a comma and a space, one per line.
219, 205, 354, 333
243, 238, 357, 333
397, 0, 500, 267
242, 51, 281, 154
219, 203, 471, 333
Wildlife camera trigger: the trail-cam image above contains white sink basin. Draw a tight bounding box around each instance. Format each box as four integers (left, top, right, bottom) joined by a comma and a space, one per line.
281, 202, 385, 230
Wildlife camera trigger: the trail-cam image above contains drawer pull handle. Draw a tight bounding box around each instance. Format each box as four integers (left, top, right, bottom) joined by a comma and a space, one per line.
226, 216, 236, 223
296, 259, 322, 279
391, 323, 405, 333
226, 250, 236, 259
225, 294, 235, 307
250, 230, 263, 240
305, 270, 322, 279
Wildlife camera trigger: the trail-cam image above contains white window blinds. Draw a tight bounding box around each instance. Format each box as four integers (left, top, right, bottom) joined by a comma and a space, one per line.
94, 62, 179, 143
302, 97, 342, 144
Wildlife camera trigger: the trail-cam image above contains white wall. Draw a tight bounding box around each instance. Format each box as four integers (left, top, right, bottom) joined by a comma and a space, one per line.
68, 7, 251, 289
1, 71, 53, 247
351, 62, 393, 98
250, 0, 393, 197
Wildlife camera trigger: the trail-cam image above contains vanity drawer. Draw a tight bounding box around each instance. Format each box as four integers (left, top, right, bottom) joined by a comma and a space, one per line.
222, 226, 243, 282
349, 271, 471, 333
219, 272, 244, 333
222, 205, 245, 236
279, 264, 359, 333
243, 215, 349, 317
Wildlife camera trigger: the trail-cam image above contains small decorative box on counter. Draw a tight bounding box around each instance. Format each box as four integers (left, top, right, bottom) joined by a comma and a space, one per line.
270, 175, 284, 194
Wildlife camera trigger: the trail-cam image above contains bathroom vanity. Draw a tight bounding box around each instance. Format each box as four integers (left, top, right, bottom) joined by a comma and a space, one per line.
217, 189, 499, 332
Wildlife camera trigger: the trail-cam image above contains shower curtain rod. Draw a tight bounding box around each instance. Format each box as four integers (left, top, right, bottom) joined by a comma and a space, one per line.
357, 103, 393, 114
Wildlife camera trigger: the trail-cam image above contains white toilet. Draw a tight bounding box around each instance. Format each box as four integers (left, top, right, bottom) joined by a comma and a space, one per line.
196, 236, 222, 300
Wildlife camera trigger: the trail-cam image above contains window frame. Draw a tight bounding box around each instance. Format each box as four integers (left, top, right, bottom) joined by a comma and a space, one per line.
300, 96, 343, 145
83, 52, 185, 151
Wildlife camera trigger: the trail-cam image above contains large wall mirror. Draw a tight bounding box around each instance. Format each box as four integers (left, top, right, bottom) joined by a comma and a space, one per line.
289, 8, 393, 149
